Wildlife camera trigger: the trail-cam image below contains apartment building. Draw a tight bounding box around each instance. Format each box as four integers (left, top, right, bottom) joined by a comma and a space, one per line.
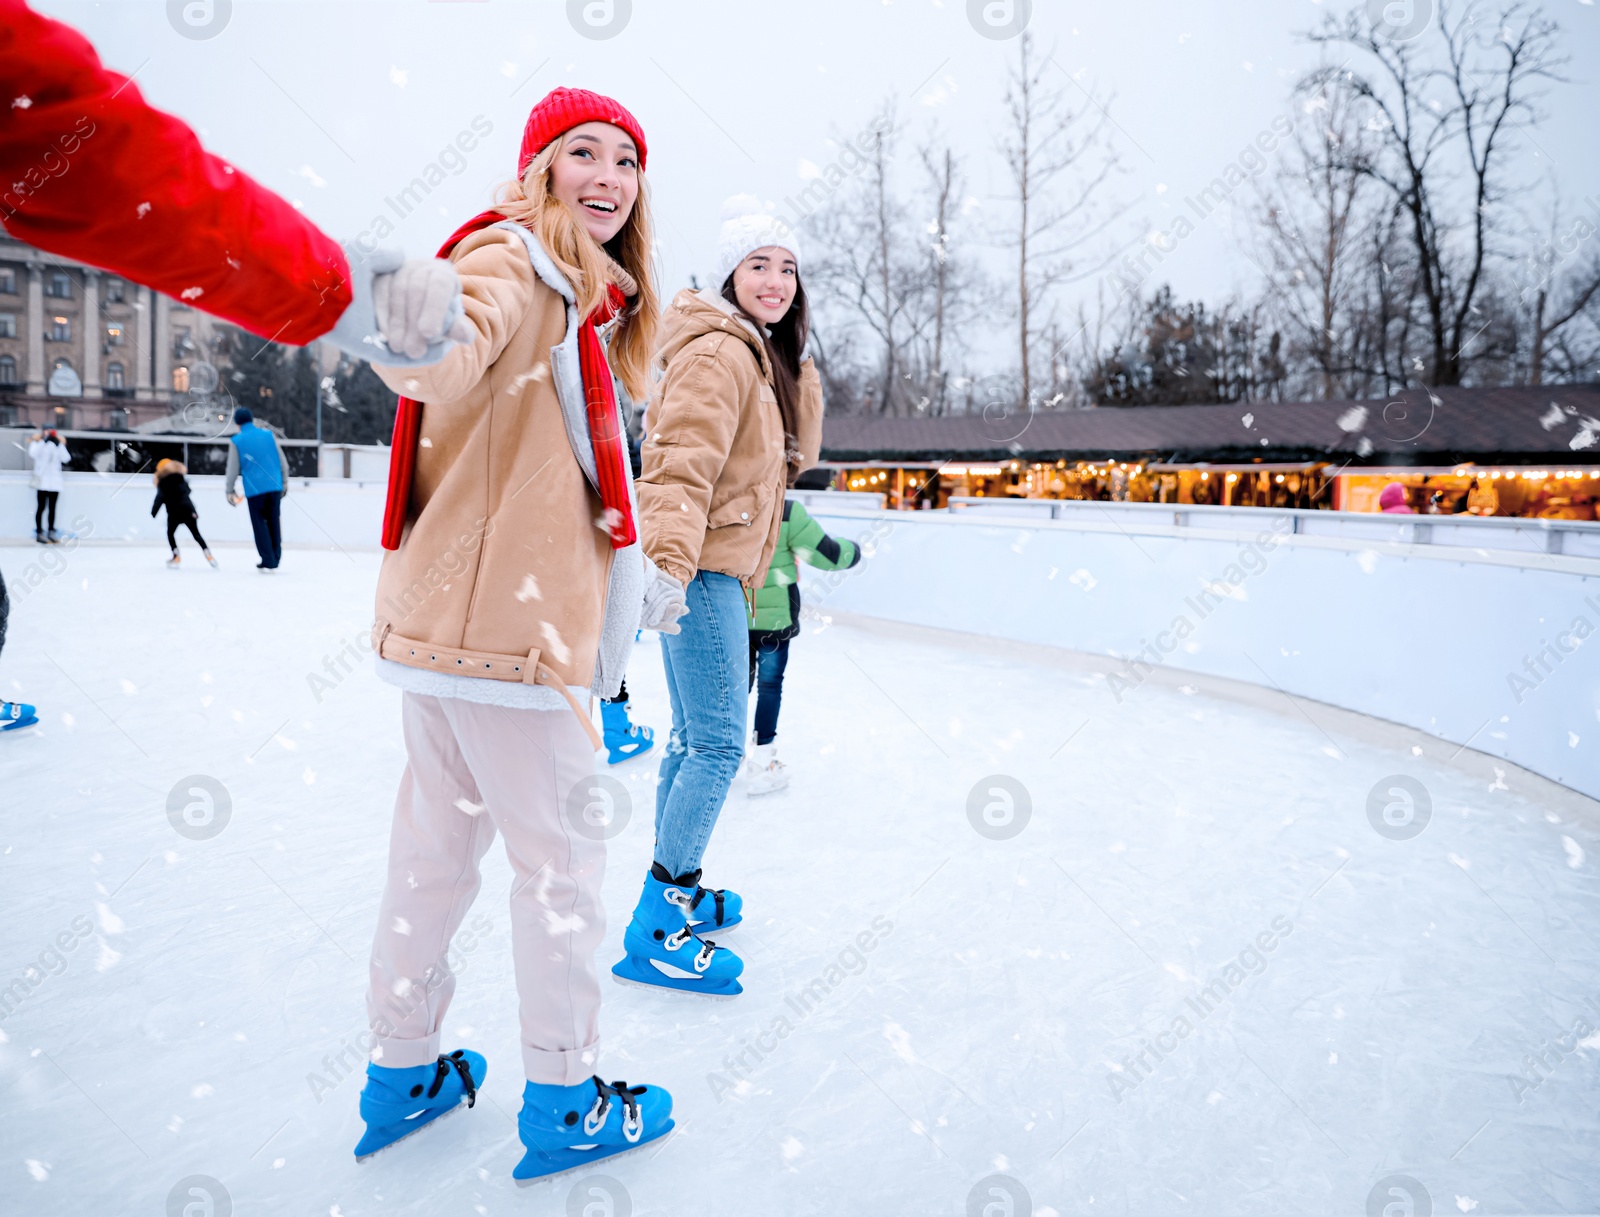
0, 232, 217, 431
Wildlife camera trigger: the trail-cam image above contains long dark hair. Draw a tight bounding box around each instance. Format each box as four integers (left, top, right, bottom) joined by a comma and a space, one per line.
720, 273, 810, 485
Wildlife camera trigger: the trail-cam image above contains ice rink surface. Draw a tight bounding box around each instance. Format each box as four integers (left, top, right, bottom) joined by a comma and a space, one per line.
2, 545, 1598, 1216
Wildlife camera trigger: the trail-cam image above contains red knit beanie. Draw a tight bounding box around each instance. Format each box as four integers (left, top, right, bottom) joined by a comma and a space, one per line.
518, 87, 649, 176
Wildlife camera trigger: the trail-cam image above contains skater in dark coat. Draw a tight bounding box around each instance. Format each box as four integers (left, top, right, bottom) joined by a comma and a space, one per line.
151, 460, 216, 568
0, 567, 37, 731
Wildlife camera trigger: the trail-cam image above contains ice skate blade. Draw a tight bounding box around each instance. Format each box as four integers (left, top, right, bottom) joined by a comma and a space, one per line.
604, 744, 655, 766
354, 1098, 469, 1161
513, 1123, 675, 1185
610, 971, 742, 1000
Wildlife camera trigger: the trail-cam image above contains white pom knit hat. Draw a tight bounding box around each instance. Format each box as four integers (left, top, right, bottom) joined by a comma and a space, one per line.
713, 194, 803, 290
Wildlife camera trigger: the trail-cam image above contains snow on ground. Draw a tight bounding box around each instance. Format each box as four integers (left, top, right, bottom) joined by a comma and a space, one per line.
2, 544, 1598, 1216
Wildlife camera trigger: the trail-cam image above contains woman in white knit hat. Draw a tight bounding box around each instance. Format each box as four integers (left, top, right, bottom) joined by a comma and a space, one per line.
618, 196, 823, 996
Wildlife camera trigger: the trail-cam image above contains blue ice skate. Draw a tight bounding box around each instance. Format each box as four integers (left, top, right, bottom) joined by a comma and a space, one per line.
686, 881, 743, 935
513, 1076, 674, 1184
611, 864, 743, 997
600, 699, 654, 765
1, 700, 38, 732
354, 1049, 485, 1160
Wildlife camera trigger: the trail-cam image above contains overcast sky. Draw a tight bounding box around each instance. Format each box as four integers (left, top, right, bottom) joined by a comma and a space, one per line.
37, 0, 1600, 369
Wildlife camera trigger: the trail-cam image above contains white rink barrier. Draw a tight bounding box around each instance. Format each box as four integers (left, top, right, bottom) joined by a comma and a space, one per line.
947, 495, 1600, 559
6, 474, 1595, 800
0, 470, 389, 550
804, 503, 1600, 802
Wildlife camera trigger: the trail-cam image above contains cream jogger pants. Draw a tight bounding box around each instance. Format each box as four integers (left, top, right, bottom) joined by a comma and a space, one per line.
365, 690, 605, 1085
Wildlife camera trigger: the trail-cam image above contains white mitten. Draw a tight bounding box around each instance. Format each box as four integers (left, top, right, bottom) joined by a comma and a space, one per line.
322, 245, 466, 367
640, 554, 689, 634
373, 258, 474, 360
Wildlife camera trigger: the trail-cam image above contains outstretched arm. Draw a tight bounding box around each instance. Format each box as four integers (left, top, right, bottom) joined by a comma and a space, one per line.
0, 0, 464, 365
0, 0, 349, 344
789, 502, 860, 572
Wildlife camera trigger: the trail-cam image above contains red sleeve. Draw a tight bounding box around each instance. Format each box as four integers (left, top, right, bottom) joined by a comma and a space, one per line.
0, 0, 352, 345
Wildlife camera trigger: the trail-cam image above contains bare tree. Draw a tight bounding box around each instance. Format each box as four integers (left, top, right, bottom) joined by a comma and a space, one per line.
915, 142, 988, 415
998, 32, 1121, 407
1306, 0, 1564, 386
1250, 85, 1379, 398
1513, 198, 1600, 384
809, 102, 931, 416
921, 144, 958, 415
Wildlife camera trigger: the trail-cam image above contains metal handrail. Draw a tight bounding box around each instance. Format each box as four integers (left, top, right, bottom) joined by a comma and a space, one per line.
944, 494, 1600, 556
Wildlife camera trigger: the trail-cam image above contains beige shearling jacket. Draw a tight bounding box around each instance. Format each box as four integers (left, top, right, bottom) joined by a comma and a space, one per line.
369, 223, 644, 740
638, 289, 822, 592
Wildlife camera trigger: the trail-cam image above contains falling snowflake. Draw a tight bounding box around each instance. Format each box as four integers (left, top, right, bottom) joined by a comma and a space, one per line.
883, 1021, 917, 1065
1562, 836, 1584, 869
1336, 405, 1368, 433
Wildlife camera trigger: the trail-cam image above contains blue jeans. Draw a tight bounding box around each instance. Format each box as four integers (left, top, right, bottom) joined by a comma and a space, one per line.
748, 635, 791, 745
653, 571, 749, 878
247, 491, 282, 568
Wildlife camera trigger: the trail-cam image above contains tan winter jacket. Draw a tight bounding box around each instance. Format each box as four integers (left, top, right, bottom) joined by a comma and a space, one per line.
638, 289, 822, 592
370, 223, 644, 742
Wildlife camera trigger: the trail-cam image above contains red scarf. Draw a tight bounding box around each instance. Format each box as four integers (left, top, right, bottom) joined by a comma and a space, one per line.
382, 213, 638, 551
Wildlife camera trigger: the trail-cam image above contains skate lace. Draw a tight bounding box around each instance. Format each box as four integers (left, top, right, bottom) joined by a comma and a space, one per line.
663, 925, 719, 972
583, 1077, 647, 1142
429, 1051, 477, 1108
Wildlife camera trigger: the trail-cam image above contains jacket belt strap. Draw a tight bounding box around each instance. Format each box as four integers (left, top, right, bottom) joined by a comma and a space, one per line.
377, 629, 602, 750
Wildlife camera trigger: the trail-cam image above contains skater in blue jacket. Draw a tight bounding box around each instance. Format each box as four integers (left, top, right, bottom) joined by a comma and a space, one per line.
225, 408, 290, 571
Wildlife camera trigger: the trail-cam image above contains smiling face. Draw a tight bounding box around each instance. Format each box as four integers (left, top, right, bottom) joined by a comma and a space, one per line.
730, 246, 798, 326
546, 121, 641, 245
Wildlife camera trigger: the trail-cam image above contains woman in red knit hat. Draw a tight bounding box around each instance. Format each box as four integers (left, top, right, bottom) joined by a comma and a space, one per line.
353, 86, 688, 1182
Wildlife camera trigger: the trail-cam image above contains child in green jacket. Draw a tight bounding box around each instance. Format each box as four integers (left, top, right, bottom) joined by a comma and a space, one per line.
744, 500, 860, 794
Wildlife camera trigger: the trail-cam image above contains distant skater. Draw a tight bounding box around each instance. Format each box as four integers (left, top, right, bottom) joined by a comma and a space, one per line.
27, 429, 69, 544
225, 408, 289, 570
0, 568, 38, 732
743, 500, 860, 794
151, 459, 217, 569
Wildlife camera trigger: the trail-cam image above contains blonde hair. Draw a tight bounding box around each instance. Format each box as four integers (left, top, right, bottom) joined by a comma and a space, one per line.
492, 134, 659, 403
